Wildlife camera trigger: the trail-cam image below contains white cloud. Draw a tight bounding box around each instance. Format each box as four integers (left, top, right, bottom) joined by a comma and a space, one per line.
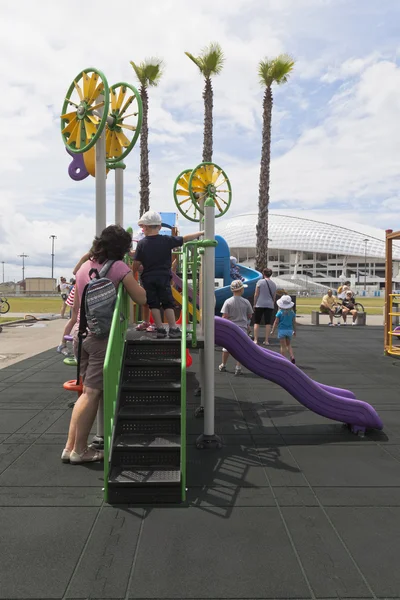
0, 0, 400, 280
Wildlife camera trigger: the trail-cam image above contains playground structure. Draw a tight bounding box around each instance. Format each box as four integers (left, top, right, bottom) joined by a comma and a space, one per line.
60, 66, 383, 505
384, 228, 400, 356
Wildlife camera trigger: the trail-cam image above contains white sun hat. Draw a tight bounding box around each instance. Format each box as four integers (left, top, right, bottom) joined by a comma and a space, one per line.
277, 294, 294, 309
138, 210, 162, 226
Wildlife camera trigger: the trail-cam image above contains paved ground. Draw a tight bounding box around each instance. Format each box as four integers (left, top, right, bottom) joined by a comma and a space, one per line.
0, 319, 65, 368
0, 325, 399, 599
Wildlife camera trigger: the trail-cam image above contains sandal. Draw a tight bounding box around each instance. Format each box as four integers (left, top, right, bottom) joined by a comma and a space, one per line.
69, 447, 104, 464
61, 448, 71, 463
262, 341, 270, 346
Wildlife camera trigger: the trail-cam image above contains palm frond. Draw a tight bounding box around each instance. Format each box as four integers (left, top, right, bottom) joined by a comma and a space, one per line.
185, 42, 225, 78
130, 58, 164, 87
258, 54, 295, 87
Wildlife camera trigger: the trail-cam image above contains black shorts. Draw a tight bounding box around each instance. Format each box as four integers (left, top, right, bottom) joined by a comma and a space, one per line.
61, 293, 68, 301
254, 307, 274, 325
142, 274, 175, 310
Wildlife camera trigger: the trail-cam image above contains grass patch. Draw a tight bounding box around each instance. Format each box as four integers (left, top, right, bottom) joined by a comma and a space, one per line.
295, 296, 384, 315
0, 297, 61, 314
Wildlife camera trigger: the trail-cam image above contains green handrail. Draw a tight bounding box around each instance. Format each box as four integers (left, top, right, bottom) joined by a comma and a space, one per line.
103, 284, 130, 501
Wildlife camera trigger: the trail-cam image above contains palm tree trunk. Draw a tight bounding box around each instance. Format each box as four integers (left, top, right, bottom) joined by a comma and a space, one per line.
139, 85, 150, 216
202, 76, 213, 163
256, 86, 273, 272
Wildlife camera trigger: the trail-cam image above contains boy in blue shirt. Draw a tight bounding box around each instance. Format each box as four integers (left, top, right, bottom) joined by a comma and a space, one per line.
271, 294, 296, 364
133, 210, 203, 339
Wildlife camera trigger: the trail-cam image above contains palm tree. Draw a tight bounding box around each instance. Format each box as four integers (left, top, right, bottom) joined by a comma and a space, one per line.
129, 58, 164, 216
255, 55, 295, 273
185, 43, 225, 162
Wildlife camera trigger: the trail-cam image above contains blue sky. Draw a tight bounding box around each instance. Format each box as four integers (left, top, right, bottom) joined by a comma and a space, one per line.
0, 0, 399, 281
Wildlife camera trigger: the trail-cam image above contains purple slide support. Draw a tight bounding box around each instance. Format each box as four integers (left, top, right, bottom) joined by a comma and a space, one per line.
215, 317, 383, 431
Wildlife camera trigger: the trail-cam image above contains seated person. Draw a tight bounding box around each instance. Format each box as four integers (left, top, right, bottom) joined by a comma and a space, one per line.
320, 289, 340, 326
341, 291, 358, 325
338, 281, 354, 300
230, 256, 245, 282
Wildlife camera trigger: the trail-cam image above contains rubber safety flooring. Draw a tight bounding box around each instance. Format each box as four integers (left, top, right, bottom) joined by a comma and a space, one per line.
0, 324, 400, 599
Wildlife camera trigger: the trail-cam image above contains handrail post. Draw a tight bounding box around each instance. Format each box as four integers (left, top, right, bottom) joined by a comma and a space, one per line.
196, 198, 222, 450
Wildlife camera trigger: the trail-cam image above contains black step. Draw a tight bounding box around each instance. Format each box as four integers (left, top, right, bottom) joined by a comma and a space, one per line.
116, 418, 181, 435
110, 467, 181, 484
115, 433, 181, 448
118, 405, 180, 418
121, 381, 181, 392
122, 364, 181, 383
119, 388, 180, 409
125, 338, 181, 361
112, 448, 180, 468
124, 358, 181, 367
108, 468, 181, 504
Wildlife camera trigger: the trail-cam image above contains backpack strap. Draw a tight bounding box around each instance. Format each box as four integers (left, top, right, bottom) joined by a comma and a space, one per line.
76, 282, 90, 385
98, 260, 115, 278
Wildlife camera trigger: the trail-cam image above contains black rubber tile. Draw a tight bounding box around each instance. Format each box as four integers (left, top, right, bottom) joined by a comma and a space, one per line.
4, 433, 41, 444
289, 445, 400, 486
314, 373, 380, 387
15, 408, 66, 434
274, 487, 319, 507
188, 432, 254, 446
0, 507, 97, 599
0, 444, 104, 487
280, 432, 375, 445
0, 486, 103, 506
187, 485, 275, 507
187, 412, 249, 435
67, 507, 143, 599
255, 445, 307, 487
0, 409, 39, 433
282, 507, 371, 598
243, 411, 279, 435
186, 445, 269, 487
129, 507, 309, 599
18, 371, 75, 383
0, 434, 9, 443
315, 487, 400, 506
0, 444, 29, 475
327, 507, 400, 597
45, 410, 96, 434
0, 383, 66, 404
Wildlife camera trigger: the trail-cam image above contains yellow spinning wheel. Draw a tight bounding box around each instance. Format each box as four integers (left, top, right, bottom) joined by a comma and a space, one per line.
106, 82, 142, 162
173, 169, 203, 223
189, 162, 232, 218
61, 68, 109, 154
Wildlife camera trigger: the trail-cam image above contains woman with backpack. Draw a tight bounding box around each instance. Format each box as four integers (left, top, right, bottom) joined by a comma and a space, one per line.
62, 225, 146, 465
253, 268, 277, 346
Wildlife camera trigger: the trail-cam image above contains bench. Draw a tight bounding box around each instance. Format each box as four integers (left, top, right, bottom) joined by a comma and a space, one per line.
311, 310, 366, 326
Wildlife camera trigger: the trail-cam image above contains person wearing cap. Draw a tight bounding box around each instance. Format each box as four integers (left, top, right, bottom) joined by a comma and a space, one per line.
271, 294, 296, 364
59, 277, 71, 319
133, 210, 204, 339
341, 290, 358, 325
219, 279, 253, 376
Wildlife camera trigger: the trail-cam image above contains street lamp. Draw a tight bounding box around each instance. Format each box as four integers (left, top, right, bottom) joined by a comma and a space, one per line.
18, 253, 28, 283
363, 239, 369, 292
1, 261, 4, 283
49, 235, 57, 279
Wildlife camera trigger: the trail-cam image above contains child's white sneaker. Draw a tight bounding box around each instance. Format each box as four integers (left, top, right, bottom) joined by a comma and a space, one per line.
234, 366, 242, 376
218, 364, 227, 372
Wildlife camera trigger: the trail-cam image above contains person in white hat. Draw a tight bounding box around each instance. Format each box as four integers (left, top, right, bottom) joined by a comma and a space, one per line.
133, 210, 204, 339
219, 279, 253, 376
270, 294, 296, 364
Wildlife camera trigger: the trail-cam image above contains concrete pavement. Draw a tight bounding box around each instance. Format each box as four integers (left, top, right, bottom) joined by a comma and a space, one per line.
0, 319, 65, 368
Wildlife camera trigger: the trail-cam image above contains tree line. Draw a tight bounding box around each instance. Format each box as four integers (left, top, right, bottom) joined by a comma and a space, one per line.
130, 44, 295, 273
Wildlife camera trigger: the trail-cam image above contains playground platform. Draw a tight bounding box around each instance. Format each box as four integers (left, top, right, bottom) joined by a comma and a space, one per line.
0, 325, 400, 599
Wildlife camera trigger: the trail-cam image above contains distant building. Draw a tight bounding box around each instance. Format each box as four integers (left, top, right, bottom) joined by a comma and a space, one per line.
24, 278, 57, 293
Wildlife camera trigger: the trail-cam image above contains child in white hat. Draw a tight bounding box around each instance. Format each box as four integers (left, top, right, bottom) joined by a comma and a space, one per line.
219, 279, 253, 376
271, 294, 296, 364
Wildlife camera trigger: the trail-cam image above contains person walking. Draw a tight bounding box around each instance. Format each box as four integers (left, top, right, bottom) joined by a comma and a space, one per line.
219, 280, 253, 376
253, 268, 277, 345
271, 294, 296, 364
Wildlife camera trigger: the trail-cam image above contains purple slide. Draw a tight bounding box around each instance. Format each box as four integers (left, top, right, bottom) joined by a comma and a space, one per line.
215, 317, 383, 432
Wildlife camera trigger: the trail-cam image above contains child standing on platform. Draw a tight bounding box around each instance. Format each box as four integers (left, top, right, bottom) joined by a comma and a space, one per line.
271, 295, 296, 364
219, 280, 253, 376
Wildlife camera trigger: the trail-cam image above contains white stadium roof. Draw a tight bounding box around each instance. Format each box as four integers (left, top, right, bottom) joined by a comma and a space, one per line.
216, 211, 400, 261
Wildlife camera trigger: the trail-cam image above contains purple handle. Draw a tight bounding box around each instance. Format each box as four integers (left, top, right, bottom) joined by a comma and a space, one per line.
66, 148, 89, 181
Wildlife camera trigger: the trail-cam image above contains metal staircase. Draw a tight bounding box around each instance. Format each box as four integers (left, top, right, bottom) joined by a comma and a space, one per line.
107, 334, 184, 504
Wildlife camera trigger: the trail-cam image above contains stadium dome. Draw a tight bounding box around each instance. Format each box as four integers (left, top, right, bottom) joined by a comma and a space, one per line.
216, 212, 400, 260
216, 211, 400, 289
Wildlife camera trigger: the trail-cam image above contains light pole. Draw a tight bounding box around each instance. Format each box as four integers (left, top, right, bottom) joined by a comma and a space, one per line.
1, 261, 4, 283
18, 253, 28, 283
49, 235, 57, 279
363, 239, 369, 292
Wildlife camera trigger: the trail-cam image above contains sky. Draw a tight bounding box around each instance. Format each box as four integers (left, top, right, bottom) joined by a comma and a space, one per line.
1, 0, 400, 282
